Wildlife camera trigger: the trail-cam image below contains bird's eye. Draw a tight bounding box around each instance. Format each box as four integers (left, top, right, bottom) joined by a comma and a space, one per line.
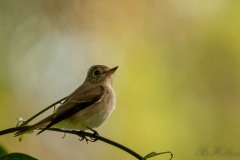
93, 69, 101, 76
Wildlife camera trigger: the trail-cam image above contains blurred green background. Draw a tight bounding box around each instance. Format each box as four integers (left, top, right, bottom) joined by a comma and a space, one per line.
1, 1, 240, 160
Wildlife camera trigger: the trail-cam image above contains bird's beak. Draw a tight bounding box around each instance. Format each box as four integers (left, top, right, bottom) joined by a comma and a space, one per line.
106, 66, 118, 75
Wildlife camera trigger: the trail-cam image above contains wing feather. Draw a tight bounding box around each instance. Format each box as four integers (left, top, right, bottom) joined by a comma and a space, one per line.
37, 85, 105, 134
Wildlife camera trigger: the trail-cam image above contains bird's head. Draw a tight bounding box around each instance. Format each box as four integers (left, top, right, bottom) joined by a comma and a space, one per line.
85, 65, 118, 86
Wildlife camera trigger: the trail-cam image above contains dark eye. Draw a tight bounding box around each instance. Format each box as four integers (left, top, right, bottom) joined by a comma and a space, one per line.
93, 69, 101, 76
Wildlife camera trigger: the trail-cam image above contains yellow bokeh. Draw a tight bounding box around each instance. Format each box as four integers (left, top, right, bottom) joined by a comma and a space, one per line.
1, 1, 240, 160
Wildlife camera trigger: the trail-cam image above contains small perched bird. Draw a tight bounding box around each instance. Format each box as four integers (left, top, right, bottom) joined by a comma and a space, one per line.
15, 65, 118, 136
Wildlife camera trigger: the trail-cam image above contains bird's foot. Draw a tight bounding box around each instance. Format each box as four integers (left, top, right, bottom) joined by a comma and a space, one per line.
78, 136, 90, 144
77, 130, 98, 143
87, 127, 99, 142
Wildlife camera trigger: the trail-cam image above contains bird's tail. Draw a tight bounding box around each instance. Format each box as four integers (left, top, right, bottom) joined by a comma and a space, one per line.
14, 114, 53, 137
14, 124, 43, 137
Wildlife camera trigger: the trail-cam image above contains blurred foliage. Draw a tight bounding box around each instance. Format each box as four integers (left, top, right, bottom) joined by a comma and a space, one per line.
0, 153, 37, 160
0, 145, 7, 156
0, 0, 240, 160
0, 145, 37, 160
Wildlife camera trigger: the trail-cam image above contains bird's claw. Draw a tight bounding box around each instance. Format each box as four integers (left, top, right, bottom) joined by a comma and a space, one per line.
77, 130, 99, 143
78, 135, 96, 143
87, 127, 99, 142
89, 130, 99, 142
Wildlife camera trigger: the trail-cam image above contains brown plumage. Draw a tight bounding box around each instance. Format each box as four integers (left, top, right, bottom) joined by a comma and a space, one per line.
15, 65, 118, 136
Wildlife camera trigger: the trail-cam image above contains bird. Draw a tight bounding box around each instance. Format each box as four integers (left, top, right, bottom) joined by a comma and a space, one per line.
15, 65, 118, 137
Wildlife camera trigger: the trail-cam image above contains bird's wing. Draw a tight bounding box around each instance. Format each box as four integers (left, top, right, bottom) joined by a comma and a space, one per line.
37, 85, 105, 135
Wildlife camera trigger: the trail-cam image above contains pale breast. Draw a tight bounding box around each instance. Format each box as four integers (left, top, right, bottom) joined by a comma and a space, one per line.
57, 85, 116, 130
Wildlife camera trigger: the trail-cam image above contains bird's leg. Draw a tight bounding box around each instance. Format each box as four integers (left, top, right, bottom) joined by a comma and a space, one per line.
78, 136, 90, 144
87, 127, 99, 142
77, 130, 90, 144
77, 128, 99, 143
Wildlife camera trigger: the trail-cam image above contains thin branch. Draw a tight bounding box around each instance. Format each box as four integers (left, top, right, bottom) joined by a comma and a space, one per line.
19, 96, 68, 126
47, 128, 144, 159
0, 126, 25, 136
0, 126, 173, 160
0, 97, 173, 159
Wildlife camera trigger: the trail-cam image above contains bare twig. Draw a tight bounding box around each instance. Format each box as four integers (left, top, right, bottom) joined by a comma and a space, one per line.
19, 96, 68, 126
0, 126, 172, 160
0, 96, 173, 159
